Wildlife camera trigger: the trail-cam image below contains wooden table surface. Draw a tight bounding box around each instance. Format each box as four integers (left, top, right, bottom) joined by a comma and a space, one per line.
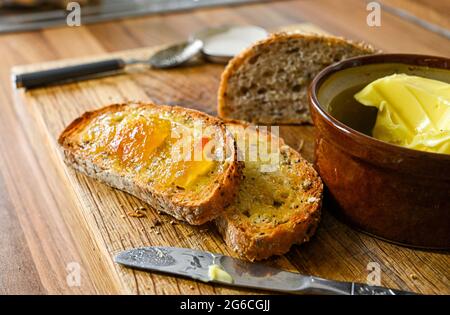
0, 0, 449, 295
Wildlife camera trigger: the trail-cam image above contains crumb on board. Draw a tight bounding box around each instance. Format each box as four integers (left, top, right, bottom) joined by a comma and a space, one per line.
126, 209, 146, 218
410, 273, 419, 280
297, 139, 305, 152
152, 219, 162, 227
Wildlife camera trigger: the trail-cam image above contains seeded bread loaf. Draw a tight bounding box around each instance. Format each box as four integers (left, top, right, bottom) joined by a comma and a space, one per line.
218, 32, 376, 124
216, 121, 323, 261
58, 102, 242, 225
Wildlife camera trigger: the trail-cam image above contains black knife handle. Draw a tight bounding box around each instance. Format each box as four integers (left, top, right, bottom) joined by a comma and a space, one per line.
15, 58, 126, 89
352, 283, 417, 295
295, 277, 417, 295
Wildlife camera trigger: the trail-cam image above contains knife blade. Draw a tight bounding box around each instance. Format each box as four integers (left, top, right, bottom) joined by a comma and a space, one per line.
114, 246, 416, 295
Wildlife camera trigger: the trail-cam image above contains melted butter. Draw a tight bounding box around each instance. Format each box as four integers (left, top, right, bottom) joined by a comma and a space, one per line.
354, 74, 450, 154
226, 125, 292, 225
79, 110, 216, 189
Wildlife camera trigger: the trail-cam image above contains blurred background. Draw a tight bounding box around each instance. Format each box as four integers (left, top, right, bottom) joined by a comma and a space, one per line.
0, 0, 267, 33
0, 0, 447, 37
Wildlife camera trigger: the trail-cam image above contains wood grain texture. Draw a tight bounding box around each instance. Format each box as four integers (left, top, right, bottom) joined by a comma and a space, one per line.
380, 0, 450, 30
1, 0, 449, 294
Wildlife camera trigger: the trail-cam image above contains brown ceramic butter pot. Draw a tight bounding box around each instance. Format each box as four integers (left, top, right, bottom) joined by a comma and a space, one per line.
309, 54, 450, 249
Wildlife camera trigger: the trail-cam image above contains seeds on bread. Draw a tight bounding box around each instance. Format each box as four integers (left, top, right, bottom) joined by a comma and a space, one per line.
58, 102, 242, 225
216, 121, 323, 261
218, 32, 376, 124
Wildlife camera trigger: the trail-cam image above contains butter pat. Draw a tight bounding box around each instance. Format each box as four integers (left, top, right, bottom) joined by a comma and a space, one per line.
208, 264, 233, 284
354, 74, 450, 154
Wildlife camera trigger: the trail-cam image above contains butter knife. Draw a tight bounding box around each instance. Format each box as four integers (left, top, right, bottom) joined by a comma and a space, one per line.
13, 39, 203, 89
114, 246, 416, 295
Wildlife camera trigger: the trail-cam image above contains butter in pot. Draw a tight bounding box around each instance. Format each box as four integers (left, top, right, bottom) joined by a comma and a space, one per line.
329, 72, 450, 155
354, 74, 450, 154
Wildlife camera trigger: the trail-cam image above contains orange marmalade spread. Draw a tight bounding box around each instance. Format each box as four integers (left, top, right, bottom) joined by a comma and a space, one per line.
79, 110, 216, 189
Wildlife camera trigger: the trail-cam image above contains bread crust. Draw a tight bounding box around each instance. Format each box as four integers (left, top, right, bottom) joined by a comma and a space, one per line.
216, 122, 323, 261
58, 102, 243, 225
218, 32, 376, 125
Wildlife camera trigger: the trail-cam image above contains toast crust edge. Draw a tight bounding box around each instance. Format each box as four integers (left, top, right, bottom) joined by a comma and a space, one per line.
217, 32, 376, 125
58, 102, 243, 225
216, 121, 323, 261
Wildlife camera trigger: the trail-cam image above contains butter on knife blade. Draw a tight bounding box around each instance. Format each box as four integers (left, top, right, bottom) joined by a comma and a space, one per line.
114, 246, 416, 295
208, 264, 233, 284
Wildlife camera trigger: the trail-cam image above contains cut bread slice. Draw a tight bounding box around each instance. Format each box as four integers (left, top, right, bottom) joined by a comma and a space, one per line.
216, 121, 323, 261
58, 102, 242, 225
218, 32, 376, 124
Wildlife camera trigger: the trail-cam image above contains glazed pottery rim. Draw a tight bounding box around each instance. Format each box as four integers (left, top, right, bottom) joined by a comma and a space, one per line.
309, 53, 450, 162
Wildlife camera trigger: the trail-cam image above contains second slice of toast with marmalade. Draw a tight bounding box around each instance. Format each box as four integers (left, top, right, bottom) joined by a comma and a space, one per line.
58, 102, 242, 225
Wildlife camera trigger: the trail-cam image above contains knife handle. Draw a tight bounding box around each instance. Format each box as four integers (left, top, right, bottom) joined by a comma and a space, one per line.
14, 58, 126, 89
351, 282, 417, 295
298, 277, 417, 295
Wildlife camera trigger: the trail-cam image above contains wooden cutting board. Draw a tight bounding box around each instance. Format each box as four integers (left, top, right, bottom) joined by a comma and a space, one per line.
11, 24, 448, 295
